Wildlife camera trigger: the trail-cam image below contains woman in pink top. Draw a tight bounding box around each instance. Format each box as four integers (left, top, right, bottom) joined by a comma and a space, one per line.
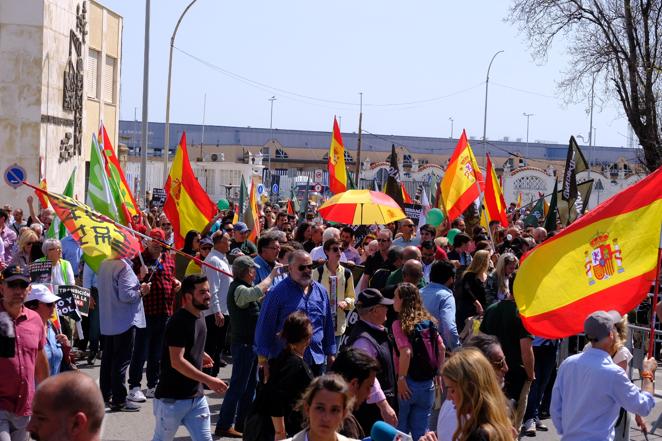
392, 282, 445, 440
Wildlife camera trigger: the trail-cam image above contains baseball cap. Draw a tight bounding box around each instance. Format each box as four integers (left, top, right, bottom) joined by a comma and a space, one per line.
200, 237, 213, 247
234, 222, 250, 234
584, 310, 622, 341
356, 288, 394, 308
2, 265, 31, 283
149, 228, 166, 241
232, 256, 260, 275
26, 284, 60, 304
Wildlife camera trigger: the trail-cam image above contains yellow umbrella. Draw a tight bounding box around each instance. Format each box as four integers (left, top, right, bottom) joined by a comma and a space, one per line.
318, 190, 406, 225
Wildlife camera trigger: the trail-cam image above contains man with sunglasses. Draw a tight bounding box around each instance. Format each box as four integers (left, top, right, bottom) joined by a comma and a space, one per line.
255, 250, 336, 379
357, 229, 392, 292
392, 218, 420, 247
0, 265, 49, 441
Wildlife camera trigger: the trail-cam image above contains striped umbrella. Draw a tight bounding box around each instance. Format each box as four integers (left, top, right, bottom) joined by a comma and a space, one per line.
318, 190, 406, 225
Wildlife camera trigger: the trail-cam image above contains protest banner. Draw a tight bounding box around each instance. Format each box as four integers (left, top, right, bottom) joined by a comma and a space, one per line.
29, 261, 52, 284
403, 203, 423, 226
57, 285, 91, 317
55, 285, 83, 321
151, 188, 167, 208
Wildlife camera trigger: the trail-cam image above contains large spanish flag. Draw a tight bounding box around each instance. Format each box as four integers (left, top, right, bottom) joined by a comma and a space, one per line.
99, 123, 139, 224
246, 177, 261, 243
328, 117, 347, 194
483, 153, 508, 227
439, 130, 484, 220
164, 132, 216, 249
514, 167, 662, 338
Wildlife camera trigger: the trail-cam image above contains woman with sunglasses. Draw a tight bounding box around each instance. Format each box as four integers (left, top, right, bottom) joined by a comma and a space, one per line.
315, 238, 355, 347
10, 229, 39, 267
185, 236, 213, 276
24, 284, 72, 375
176, 230, 201, 280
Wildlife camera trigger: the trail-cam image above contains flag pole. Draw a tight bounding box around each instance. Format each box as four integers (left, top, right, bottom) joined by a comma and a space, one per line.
647, 225, 662, 358
21, 179, 232, 277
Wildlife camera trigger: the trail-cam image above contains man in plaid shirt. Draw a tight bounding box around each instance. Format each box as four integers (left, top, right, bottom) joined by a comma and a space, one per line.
128, 228, 181, 402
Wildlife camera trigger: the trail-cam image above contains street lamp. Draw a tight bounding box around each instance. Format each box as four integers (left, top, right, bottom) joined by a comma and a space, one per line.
163, 0, 199, 185
523, 112, 533, 160
267, 96, 276, 189
482, 50, 504, 165
448, 117, 454, 139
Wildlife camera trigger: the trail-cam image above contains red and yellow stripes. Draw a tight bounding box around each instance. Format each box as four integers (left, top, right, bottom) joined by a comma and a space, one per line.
328, 117, 347, 195
164, 132, 216, 249
514, 167, 662, 338
484, 154, 508, 227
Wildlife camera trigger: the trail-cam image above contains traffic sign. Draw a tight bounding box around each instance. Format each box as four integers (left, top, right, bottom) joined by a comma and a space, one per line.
272, 183, 279, 195
314, 169, 323, 183
257, 184, 264, 195
4, 164, 26, 189
313, 183, 322, 193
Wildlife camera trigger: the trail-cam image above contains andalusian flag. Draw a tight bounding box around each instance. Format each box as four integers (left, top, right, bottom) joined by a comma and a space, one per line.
483, 153, 508, 227
246, 178, 261, 243
523, 197, 545, 227
514, 167, 662, 338
164, 132, 216, 249
99, 123, 139, 224
328, 117, 347, 194
439, 130, 484, 221
87, 134, 120, 221
44, 190, 140, 271
47, 168, 76, 239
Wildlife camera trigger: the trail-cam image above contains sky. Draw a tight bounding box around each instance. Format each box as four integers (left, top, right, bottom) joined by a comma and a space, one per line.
103, 0, 634, 148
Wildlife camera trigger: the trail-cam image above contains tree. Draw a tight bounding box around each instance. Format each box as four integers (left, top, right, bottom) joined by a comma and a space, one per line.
509, 0, 662, 172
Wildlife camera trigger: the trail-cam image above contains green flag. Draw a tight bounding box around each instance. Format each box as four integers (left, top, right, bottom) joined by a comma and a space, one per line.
289, 183, 301, 213
86, 134, 120, 221
239, 177, 248, 220
47, 167, 76, 239
544, 180, 558, 232
346, 169, 356, 190
524, 197, 545, 227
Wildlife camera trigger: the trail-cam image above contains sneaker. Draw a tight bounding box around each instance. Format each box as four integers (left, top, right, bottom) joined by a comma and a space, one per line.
127, 387, 146, 403
111, 401, 141, 412
535, 420, 548, 432
215, 427, 243, 438
144, 387, 156, 398
522, 419, 536, 437
87, 351, 97, 365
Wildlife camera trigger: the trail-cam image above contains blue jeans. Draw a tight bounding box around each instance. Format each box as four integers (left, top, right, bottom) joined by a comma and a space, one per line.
397, 377, 434, 440
216, 343, 258, 432
129, 314, 168, 389
524, 345, 557, 422
152, 395, 212, 441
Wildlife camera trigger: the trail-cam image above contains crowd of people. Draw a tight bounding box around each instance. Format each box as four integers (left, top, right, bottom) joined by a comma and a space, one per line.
0, 196, 659, 441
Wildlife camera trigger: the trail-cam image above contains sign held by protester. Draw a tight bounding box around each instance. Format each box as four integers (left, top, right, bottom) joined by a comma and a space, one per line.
29, 261, 52, 284
403, 203, 423, 226
151, 188, 167, 208
55, 285, 83, 321
57, 285, 91, 317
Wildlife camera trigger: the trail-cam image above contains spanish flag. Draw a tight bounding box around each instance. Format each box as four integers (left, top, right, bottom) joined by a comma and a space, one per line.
516, 192, 522, 209
401, 183, 413, 204
483, 153, 508, 227
514, 167, 662, 338
246, 177, 261, 243
164, 132, 216, 249
439, 130, 484, 221
328, 117, 347, 194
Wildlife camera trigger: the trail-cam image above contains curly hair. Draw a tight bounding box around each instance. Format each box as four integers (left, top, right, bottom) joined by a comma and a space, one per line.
396, 282, 436, 336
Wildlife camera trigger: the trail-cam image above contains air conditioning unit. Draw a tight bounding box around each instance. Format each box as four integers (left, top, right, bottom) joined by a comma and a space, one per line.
208, 153, 225, 162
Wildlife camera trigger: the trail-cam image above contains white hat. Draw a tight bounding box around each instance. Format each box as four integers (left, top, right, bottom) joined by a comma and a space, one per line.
26, 284, 61, 304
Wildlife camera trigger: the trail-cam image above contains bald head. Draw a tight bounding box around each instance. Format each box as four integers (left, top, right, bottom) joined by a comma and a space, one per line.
402, 259, 423, 284
402, 246, 422, 262
28, 371, 105, 441
533, 227, 547, 244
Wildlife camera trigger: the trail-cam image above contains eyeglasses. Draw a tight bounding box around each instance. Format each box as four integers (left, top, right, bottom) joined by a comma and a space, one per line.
491, 357, 507, 369
297, 264, 314, 272
7, 280, 29, 289
48, 247, 62, 252
378, 239, 391, 243
329, 247, 340, 253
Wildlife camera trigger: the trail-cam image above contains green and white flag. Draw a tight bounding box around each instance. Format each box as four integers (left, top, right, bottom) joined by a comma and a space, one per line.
47, 167, 76, 239
86, 133, 120, 221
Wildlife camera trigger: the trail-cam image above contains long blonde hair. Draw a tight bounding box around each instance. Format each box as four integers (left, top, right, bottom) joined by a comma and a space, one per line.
442, 349, 514, 441
396, 282, 436, 336
494, 253, 518, 297
465, 250, 491, 277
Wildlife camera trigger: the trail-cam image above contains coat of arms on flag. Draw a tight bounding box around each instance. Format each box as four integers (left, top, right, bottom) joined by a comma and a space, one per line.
584, 233, 625, 285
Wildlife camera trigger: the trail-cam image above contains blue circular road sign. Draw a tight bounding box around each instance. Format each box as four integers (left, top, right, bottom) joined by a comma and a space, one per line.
4, 164, 26, 189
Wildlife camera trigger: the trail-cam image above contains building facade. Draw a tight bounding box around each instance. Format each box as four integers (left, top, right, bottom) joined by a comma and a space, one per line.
0, 0, 121, 206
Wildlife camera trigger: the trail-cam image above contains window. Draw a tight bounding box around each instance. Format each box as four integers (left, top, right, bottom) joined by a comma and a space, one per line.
87, 48, 100, 98
104, 56, 116, 103
403, 154, 413, 166
275, 148, 288, 159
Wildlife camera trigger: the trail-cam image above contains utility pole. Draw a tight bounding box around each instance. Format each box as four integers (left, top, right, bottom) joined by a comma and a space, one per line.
482, 50, 504, 167
139, 0, 150, 206
355, 92, 363, 184
200, 93, 206, 161
268, 96, 276, 185
448, 117, 454, 139
523, 112, 533, 160
588, 74, 595, 169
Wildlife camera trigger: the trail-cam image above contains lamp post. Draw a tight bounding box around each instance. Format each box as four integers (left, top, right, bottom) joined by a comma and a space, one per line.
140, 0, 150, 206
267, 96, 276, 190
482, 50, 504, 165
448, 117, 454, 139
523, 112, 533, 161
163, 0, 199, 185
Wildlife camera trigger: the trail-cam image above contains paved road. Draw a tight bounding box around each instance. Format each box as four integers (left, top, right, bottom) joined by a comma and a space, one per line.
74, 359, 662, 441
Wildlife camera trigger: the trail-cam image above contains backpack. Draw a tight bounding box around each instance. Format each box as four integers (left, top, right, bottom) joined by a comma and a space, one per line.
407, 320, 441, 381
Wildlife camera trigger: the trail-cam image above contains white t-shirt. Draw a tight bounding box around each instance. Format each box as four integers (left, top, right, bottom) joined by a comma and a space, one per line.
436, 399, 458, 441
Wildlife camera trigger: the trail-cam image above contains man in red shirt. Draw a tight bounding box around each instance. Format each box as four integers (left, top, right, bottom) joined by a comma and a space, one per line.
0, 265, 49, 441
127, 229, 181, 402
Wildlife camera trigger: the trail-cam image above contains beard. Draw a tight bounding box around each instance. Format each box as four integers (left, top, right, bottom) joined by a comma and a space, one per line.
192, 299, 210, 311
31, 425, 69, 441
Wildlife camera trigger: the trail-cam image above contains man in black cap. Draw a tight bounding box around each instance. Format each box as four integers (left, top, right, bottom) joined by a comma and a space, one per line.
551, 310, 657, 441
0, 265, 49, 441
343, 288, 398, 433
